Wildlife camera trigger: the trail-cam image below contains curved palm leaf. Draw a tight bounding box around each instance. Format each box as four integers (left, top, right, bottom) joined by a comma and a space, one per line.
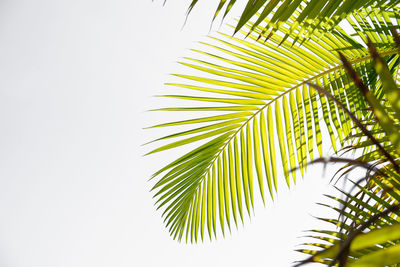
147, 8, 400, 241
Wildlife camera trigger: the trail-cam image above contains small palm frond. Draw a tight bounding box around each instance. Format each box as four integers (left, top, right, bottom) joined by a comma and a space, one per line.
147, 8, 400, 242
181, 0, 399, 42
297, 183, 400, 266
297, 169, 400, 266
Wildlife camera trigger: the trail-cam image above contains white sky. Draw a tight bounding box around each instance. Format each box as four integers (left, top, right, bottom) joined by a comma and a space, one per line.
0, 1, 348, 266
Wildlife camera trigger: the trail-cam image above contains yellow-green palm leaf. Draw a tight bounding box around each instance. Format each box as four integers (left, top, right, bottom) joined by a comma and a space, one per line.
147, 8, 400, 241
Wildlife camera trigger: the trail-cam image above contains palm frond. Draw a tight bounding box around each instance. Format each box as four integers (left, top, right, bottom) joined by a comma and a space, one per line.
147, 8, 400, 241
298, 181, 400, 266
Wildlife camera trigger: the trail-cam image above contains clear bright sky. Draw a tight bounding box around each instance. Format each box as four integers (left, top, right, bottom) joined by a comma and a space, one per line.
0, 1, 345, 266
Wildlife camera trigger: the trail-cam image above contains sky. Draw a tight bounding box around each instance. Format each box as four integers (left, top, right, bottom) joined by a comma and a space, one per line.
0, 1, 343, 266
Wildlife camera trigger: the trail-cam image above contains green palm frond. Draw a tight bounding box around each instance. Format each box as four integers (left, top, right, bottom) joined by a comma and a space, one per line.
147, 8, 400, 242
298, 179, 400, 266
181, 0, 399, 42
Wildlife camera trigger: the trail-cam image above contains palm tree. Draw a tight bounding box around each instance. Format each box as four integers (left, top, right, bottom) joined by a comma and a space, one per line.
147, 1, 400, 265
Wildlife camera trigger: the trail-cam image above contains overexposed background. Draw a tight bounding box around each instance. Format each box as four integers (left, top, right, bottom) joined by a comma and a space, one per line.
0, 1, 342, 266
